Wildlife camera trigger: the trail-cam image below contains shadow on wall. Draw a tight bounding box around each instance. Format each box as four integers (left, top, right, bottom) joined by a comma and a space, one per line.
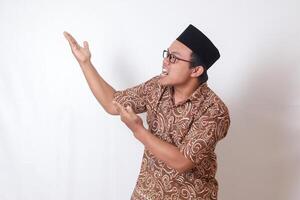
221, 40, 300, 200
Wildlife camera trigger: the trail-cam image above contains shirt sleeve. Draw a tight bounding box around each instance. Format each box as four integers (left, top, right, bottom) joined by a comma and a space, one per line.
112, 76, 160, 114
178, 103, 231, 165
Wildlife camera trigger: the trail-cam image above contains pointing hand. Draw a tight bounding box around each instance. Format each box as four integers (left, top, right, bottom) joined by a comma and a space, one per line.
112, 101, 144, 133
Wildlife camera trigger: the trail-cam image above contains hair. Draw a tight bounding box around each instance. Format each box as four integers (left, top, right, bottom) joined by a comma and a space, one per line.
190, 52, 208, 84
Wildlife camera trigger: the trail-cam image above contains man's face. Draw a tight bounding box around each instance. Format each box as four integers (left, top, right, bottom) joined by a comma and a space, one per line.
158, 40, 194, 86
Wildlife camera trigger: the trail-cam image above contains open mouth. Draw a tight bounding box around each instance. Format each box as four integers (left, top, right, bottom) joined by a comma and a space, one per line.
160, 68, 169, 76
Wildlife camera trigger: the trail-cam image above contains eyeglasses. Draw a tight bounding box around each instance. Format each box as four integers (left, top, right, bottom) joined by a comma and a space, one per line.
162, 49, 193, 64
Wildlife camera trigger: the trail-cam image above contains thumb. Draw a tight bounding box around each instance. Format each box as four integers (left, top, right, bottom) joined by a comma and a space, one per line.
83, 41, 89, 49
126, 106, 135, 114
112, 101, 122, 113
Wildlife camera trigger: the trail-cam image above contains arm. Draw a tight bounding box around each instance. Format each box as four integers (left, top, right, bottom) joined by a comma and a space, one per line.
113, 101, 195, 173
80, 61, 118, 115
63, 31, 118, 115
134, 126, 195, 173
113, 101, 230, 174
136, 109, 230, 173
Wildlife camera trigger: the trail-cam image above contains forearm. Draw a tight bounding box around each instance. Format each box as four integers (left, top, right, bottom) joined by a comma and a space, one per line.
133, 127, 194, 173
79, 61, 117, 115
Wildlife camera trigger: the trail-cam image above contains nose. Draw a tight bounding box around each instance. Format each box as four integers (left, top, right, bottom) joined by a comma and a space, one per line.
163, 57, 170, 66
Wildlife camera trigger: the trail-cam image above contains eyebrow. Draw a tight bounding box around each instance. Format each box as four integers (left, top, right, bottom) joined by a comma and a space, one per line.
168, 48, 182, 56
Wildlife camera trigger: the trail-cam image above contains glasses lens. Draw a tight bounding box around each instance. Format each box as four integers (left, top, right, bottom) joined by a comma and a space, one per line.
163, 50, 168, 58
163, 50, 177, 63
169, 54, 176, 63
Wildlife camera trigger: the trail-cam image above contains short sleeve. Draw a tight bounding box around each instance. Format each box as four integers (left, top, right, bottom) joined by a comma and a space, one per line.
113, 76, 160, 114
179, 103, 230, 165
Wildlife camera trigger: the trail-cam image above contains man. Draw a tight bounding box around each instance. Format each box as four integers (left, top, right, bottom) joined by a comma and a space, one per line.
64, 24, 230, 200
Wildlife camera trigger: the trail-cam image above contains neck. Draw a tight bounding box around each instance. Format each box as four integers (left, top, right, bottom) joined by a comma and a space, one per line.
172, 79, 200, 104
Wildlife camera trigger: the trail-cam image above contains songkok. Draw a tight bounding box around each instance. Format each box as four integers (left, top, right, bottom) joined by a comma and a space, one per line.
176, 24, 220, 69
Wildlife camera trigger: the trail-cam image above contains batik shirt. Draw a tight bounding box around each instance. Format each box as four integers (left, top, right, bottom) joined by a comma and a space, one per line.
113, 75, 230, 200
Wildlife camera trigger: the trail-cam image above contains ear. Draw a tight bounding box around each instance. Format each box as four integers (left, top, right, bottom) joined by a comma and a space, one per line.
190, 66, 204, 78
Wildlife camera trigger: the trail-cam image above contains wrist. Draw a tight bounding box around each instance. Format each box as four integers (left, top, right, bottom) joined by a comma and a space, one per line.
79, 60, 92, 68
133, 125, 147, 140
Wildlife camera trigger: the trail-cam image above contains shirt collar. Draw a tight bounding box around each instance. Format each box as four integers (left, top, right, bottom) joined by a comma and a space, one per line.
167, 82, 208, 107
189, 82, 208, 103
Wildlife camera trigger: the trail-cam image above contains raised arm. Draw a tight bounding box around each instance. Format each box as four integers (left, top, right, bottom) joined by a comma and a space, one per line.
63, 31, 118, 115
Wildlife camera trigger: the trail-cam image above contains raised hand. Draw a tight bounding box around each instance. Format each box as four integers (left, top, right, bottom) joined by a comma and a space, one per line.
63, 31, 91, 65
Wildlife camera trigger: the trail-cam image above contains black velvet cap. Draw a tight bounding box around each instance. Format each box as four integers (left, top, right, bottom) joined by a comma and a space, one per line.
176, 24, 220, 70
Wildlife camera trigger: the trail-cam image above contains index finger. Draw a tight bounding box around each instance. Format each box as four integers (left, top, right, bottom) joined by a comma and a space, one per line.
63, 31, 79, 49
112, 101, 125, 114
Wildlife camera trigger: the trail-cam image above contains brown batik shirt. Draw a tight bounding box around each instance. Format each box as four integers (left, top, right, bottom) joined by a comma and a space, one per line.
113, 75, 231, 200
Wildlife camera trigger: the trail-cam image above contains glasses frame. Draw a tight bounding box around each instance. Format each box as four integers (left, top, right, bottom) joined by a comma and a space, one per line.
162, 49, 193, 64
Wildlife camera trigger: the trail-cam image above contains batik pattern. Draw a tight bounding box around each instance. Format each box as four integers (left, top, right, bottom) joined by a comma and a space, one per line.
113, 76, 230, 200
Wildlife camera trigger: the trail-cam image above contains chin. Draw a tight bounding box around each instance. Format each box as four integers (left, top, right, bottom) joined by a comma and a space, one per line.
160, 77, 191, 88
158, 75, 170, 85
159, 76, 177, 87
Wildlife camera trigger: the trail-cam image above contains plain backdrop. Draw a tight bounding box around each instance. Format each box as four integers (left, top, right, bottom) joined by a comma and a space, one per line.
0, 0, 299, 200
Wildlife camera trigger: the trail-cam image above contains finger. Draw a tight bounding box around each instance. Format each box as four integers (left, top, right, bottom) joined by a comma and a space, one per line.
118, 103, 131, 119
125, 106, 139, 121
63, 31, 80, 50
63, 31, 76, 45
112, 101, 121, 113
83, 41, 89, 49
126, 105, 135, 115
112, 101, 125, 115
114, 103, 131, 123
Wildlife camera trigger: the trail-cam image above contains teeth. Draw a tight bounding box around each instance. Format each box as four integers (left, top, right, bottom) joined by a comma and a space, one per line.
162, 68, 168, 75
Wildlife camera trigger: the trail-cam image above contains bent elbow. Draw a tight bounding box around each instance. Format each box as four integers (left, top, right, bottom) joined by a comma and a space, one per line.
102, 105, 119, 116
106, 108, 119, 115
104, 101, 120, 115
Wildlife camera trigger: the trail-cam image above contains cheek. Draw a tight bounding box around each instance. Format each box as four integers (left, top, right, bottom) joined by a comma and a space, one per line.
170, 67, 190, 80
